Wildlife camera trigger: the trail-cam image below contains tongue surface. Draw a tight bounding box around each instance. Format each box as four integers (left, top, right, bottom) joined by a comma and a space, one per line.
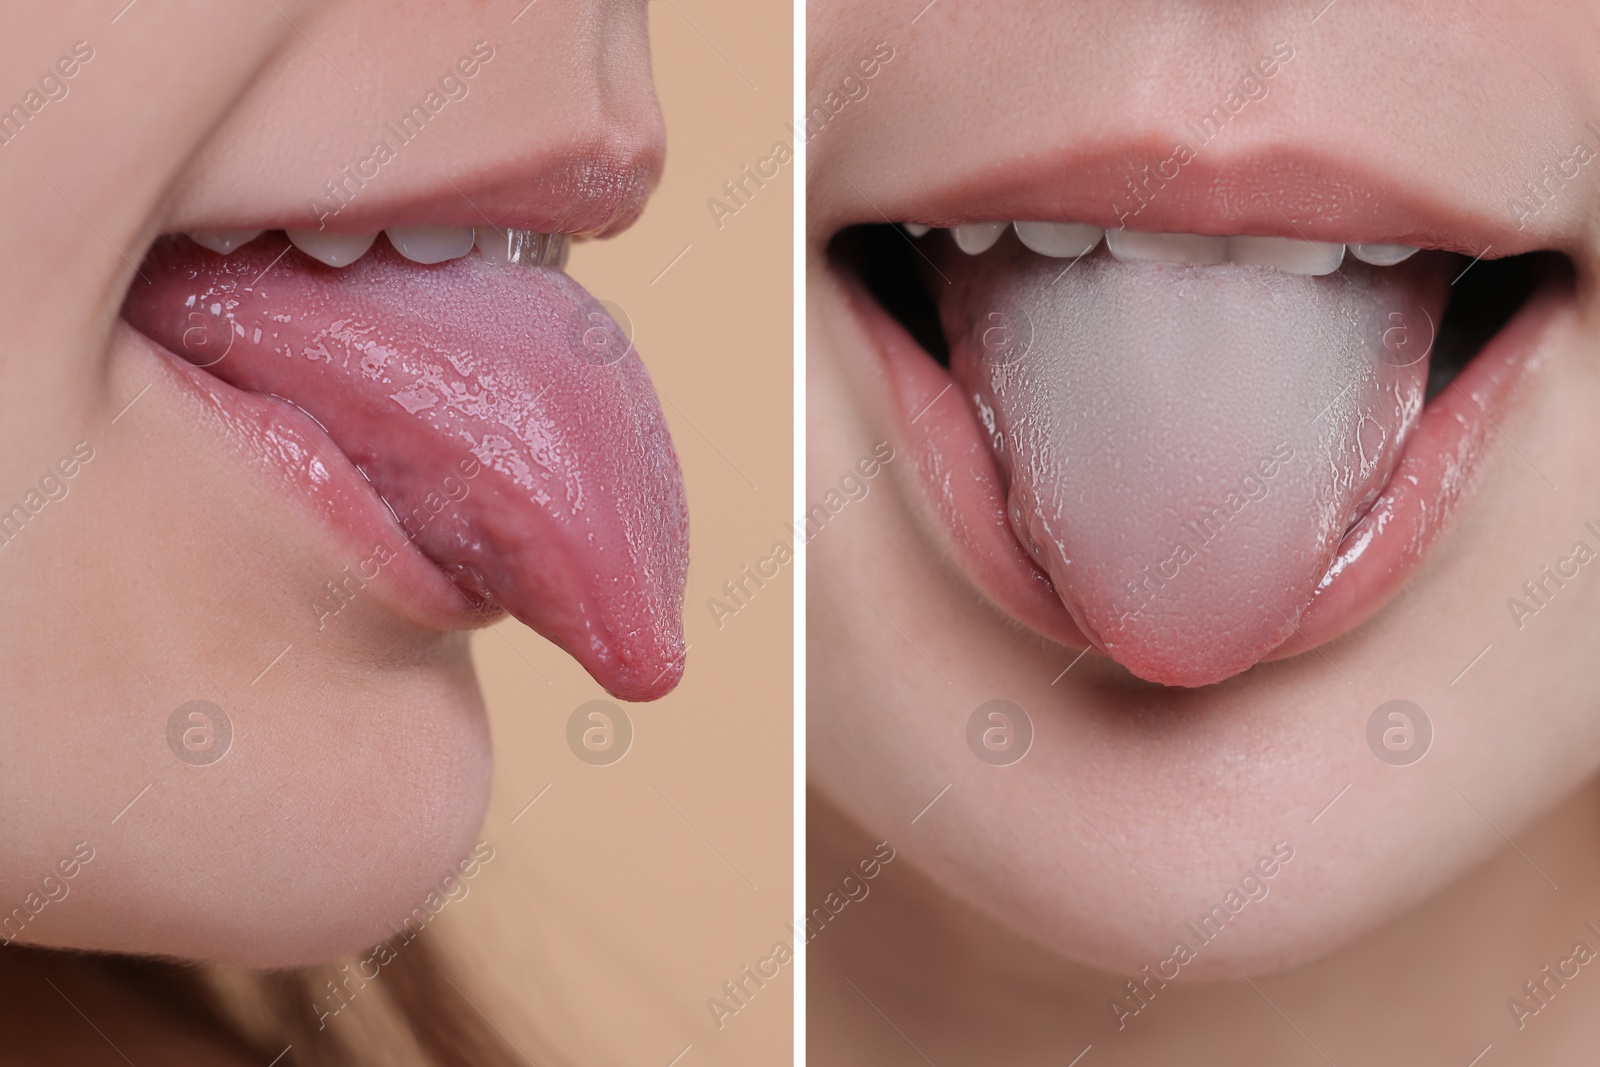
942, 240, 1447, 686
125, 236, 687, 701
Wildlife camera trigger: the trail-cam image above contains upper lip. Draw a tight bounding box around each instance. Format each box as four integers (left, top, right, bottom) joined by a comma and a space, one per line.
818, 140, 1594, 267
165, 131, 664, 240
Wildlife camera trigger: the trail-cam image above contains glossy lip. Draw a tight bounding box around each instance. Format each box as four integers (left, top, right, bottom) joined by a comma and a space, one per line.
818, 141, 1585, 260
116, 313, 493, 635
1284, 273, 1575, 656
839, 266, 1089, 650
170, 141, 662, 239
832, 225, 1579, 681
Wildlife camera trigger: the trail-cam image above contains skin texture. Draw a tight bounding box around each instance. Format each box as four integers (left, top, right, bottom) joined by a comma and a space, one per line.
0, 0, 661, 971
808, 0, 1600, 1062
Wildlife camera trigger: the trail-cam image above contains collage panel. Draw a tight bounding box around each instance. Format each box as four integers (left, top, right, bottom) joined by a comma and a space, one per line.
805, 2, 1600, 1064
1, 1, 790, 1064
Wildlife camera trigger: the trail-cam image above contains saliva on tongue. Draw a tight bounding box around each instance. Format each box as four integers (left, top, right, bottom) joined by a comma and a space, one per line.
942, 240, 1449, 687
124, 237, 688, 702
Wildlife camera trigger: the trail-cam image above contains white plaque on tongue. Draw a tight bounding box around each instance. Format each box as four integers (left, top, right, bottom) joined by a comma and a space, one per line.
947, 248, 1445, 686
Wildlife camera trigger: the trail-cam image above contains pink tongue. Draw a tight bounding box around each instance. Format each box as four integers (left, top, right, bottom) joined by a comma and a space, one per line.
942, 240, 1447, 686
124, 236, 687, 701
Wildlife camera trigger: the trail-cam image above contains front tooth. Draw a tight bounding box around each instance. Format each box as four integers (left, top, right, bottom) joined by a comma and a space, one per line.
1104, 230, 1227, 265
1351, 243, 1419, 267
952, 222, 1007, 255
903, 223, 931, 238
1013, 221, 1104, 258
285, 229, 378, 268
385, 226, 475, 265
1227, 235, 1345, 276
186, 230, 263, 255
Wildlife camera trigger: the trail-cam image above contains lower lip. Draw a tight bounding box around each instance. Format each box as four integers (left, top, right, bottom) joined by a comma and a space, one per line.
117, 320, 492, 634
841, 259, 1577, 677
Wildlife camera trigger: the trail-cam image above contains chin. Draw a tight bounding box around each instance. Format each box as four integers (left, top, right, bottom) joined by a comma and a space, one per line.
885, 808, 1376, 981
23, 640, 496, 970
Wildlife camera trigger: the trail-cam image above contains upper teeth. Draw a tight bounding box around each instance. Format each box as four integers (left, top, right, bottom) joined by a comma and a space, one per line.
1014, 221, 1103, 259
1105, 229, 1230, 267
907, 222, 1419, 276
186, 230, 263, 255
285, 229, 378, 267
951, 222, 1007, 254
1350, 242, 1419, 266
184, 226, 570, 270
1224, 234, 1344, 274
384, 225, 476, 265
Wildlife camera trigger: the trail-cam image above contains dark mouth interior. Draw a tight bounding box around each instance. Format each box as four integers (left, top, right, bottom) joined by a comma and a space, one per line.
828, 223, 1572, 400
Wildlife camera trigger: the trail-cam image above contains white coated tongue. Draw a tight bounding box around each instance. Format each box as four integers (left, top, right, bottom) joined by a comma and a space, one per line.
943, 242, 1448, 686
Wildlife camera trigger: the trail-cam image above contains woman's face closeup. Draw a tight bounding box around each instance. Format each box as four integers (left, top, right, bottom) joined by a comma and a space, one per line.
1, 0, 679, 967
808, 0, 1600, 1006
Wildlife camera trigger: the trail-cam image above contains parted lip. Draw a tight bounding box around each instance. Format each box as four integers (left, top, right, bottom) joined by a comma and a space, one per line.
115, 119, 677, 682
822, 139, 1584, 684
834, 245, 1577, 682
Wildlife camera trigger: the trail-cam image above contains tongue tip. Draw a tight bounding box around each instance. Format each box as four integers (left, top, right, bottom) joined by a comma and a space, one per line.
1052, 570, 1303, 689
586, 627, 686, 703
1068, 607, 1278, 688
601, 658, 684, 702
1120, 657, 1251, 689
1094, 636, 1277, 689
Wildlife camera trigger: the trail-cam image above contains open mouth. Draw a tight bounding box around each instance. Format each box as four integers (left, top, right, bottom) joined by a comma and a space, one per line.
120, 223, 688, 702
830, 211, 1576, 688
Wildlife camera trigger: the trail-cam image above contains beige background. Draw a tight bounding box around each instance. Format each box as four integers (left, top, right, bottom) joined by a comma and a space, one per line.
433, 3, 793, 1065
